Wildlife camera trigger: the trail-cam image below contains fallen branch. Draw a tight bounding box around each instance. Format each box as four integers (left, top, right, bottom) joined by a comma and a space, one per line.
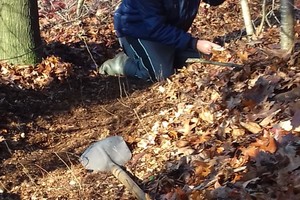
186, 58, 244, 70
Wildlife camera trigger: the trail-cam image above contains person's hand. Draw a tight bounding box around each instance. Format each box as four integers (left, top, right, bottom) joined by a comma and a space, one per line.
196, 40, 223, 55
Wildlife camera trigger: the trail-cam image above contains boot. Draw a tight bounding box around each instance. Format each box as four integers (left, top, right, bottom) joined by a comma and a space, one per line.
98, 52, 128, 76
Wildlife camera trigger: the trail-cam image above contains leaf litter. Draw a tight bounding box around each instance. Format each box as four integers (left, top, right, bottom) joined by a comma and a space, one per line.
1, 0, 300, 199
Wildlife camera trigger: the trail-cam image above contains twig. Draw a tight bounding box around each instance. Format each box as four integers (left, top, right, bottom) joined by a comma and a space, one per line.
100, 106, 117, 117
256, 0, 266, 35
34, 164, 51, 177
0, 181, 9, 192
54, 152, 82, 190
4, 141, 12, 155
81, 37, 99, 69
186, 58, 243, 70
118, 76, 124, 99
193, 177, 218, 190
266, 0, 280, 25
233, 166, 247, 173
117, 98, 130, 108
132, 108, 149, 135
19, 163, 37, 186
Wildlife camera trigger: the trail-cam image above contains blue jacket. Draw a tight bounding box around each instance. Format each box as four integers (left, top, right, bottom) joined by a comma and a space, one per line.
114, 0, 225, 50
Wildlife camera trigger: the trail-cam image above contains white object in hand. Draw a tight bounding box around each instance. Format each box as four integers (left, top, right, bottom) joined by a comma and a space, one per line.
212, 46, 225, 51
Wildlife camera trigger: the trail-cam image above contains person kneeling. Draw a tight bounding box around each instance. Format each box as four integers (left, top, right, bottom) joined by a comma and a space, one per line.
99, 0, 225, 82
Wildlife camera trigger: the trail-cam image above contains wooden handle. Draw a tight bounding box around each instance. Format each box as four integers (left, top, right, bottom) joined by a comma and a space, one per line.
111, 164, 146, 200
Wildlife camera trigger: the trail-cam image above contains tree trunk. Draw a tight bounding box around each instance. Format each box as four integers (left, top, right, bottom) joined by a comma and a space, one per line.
0, 0, 42, 65
77, 0, 85, 16
280, 0, 295, 51
240, 0, 255, 37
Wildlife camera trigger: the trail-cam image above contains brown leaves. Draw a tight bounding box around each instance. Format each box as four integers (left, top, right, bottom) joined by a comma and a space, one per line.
242, 76, 275, 106
193, 160, 212, 179
140, 45, 300, 199
210, 49, 232, 63
160, 187, 188, 200
237, 50, 249, 63
252, 135, 277, 154
0, 56, 73, 89
198, 108, 214, 124
2, 0, 300, 199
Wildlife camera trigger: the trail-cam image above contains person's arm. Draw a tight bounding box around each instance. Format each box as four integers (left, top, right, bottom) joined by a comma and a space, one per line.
131, 0, 194, 50
125, 0, 222, 54
137, 1, 222, 54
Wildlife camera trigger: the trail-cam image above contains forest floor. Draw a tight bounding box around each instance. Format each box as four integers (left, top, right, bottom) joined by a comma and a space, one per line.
1, 0, 300, 199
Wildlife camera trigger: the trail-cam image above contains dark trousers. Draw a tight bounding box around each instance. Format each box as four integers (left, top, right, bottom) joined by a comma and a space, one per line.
120, 37, 200, 81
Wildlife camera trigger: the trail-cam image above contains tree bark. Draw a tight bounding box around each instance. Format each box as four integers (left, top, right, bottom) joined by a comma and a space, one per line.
280, 0, 295, 51
240, 0, 255, 37
0, 0, 42, 65
77, 0, 85, 16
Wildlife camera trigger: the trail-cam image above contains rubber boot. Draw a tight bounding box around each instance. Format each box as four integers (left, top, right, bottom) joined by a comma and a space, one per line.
98, 52, 128, 76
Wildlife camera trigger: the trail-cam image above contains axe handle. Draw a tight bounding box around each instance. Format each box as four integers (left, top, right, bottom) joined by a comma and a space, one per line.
111, 164, 146, 200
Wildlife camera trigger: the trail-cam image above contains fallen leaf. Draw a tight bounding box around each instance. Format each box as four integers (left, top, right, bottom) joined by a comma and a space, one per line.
242, 76, 274, 105
199, 109, 214, 124
259, 109, 281, 127
176, 140, 189, 148
177, 147, 195, 156
237, 51, 248, 62
193, 160, 211, 178
231, 128, 245, 139
242, 145, 259, 157
240, 121, 262, 134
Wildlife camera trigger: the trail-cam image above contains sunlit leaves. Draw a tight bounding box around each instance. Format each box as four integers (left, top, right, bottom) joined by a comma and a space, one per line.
0, 56, 72, 89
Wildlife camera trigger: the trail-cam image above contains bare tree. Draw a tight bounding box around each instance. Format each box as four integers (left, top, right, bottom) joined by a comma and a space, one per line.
240, 0, 255, 38
0, 0, 42, 65
280, 0, 295, 51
